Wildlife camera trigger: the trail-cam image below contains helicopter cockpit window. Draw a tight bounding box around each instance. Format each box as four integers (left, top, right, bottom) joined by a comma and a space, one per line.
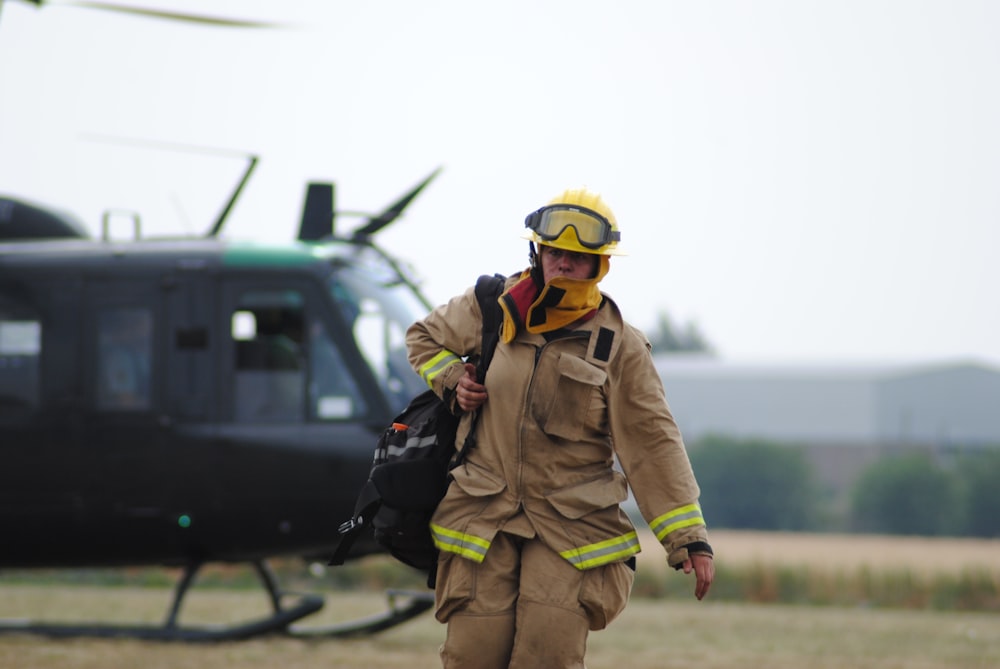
328, 251, 427, 412
0, 312, 41, 413
231, 290, 307, 423
230, 289, 364, 422
96, 307, 153, 411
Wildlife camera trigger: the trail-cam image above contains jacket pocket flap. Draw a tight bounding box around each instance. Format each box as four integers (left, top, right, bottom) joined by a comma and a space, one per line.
450, 462, 508, 497
547, 473, 628, 519
558, 354, 607, 386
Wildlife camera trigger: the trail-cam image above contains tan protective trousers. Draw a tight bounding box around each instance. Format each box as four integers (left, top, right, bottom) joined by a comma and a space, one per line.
434, 531, 634, 669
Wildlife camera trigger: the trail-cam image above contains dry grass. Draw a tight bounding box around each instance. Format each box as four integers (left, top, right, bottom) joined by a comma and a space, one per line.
692, 529, 1000, 575
1, 588, 998, 669
635, 529, 1000, 577
631, 530, 1000, 609
3, 531, 1000, 667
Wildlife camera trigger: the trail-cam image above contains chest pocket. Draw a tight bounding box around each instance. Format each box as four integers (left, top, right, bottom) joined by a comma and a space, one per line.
533, 354, 608, 441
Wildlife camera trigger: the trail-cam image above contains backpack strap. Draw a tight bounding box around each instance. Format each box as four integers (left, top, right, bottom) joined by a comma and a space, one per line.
453, 273, 505, 463
328, 478, 381, 565
474, 273, 506, 379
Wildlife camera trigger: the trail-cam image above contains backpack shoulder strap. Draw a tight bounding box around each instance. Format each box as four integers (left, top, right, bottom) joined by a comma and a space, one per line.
454, 274, 505, 461
474, 273, 506, 378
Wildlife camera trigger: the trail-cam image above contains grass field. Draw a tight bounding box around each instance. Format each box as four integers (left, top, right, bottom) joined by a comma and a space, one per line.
1, 589, 997, 669
2, 531, 999, 668
681, 529, 1000, 575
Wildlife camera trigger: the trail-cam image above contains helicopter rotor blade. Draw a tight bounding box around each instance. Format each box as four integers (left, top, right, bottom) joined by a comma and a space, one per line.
19, 0, 286, 28
350, 167, 442, 242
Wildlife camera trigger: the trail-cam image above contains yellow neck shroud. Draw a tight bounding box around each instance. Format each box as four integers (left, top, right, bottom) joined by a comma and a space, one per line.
499, 255, 610, 343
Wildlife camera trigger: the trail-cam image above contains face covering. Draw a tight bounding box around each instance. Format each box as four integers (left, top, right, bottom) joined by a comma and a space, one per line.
498, 254, 610, 344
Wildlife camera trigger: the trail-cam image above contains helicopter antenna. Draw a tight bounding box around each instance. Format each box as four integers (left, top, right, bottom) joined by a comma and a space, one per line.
350, 167, 443, 242
79, 133, 258, 238
207, 153, 258, 237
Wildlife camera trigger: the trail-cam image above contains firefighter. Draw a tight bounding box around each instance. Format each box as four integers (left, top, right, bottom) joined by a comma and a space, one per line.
406, 187, 714, 669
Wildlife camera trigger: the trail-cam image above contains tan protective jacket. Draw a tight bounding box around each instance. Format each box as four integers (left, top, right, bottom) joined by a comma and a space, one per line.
406, 276, 709, 570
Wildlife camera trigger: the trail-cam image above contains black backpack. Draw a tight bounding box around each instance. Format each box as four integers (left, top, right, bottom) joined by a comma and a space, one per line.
328, 274, 505, 586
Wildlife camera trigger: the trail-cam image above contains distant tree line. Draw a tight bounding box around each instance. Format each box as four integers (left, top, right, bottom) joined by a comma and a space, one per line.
645, 311, 714, 354
688, 436, 1000, 538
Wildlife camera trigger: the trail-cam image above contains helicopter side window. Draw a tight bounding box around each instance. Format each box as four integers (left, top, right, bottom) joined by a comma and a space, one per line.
231, 291, 307, 423
96, 307, 153, 411
308, 318, 365, 420
0, 313, 41, 413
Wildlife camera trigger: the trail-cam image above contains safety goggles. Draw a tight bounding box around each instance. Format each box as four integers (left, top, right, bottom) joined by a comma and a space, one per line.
524, 204, 620, 250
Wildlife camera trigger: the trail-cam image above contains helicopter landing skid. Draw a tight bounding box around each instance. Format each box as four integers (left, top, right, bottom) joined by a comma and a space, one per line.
0, 560, 433, 642
0, 559, 324, 642
287, 588, 434, 638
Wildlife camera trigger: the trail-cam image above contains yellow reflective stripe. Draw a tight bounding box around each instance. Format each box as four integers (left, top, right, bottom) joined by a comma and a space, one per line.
430, 523, 491, 563
650, 504, 706, 542
559, 531, 640, 570
418, 351, 462, 387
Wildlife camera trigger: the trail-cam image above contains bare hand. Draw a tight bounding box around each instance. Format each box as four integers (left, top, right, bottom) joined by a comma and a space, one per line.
683, 553, 714, 600
455, 362, 487, 412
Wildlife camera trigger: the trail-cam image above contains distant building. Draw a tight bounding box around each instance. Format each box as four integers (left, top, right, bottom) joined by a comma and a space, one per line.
654, 355, 1000, 490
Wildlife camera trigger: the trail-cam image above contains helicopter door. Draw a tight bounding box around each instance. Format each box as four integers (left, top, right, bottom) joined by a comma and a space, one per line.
82, 279, 168, 553
213, 278, 383, 555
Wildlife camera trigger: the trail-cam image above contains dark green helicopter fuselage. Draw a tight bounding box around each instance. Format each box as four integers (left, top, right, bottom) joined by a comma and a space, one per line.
0, 232, 430, 568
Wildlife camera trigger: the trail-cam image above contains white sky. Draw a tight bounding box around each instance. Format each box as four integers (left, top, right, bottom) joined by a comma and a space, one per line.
2, 1, 998, 365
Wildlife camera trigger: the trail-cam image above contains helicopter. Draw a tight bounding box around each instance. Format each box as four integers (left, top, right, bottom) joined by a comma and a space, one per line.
0, 162, 448, 641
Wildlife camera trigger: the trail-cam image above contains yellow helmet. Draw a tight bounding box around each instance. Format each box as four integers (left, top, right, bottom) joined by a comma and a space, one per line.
523, 187, 625, 255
